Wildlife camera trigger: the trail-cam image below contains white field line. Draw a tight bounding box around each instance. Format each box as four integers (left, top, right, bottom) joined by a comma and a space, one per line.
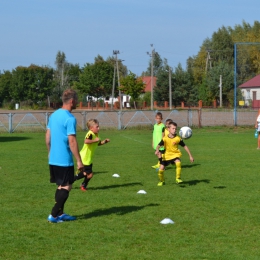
120, 134, 150, 146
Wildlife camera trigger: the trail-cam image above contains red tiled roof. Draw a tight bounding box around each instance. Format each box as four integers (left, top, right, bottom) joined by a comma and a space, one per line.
238, 74, 260, 88
142, 76, 157, 92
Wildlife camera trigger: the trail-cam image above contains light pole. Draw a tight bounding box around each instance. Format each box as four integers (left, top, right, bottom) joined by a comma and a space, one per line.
147, 44, 154, 110
168, 67, 172, 110
113, 50, 122, 111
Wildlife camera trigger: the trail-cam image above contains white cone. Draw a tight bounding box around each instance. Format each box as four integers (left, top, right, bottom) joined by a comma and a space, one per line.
160, 218, 174, 224
112, 173, 120, 177
137, 190, 147, 194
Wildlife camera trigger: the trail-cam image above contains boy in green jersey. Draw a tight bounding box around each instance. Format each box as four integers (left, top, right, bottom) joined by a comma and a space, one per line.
74, 119, 110, 191
152, 112, 165, 169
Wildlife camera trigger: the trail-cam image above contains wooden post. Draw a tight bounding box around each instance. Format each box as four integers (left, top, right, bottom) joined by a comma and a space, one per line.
164, 101, 168, 108
198, 100, 202, 108
181, 102, 184, 108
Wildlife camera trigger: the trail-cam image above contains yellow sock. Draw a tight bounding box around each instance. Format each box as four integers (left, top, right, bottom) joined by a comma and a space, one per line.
176, 161, 181, 179
158, 169, 165, 182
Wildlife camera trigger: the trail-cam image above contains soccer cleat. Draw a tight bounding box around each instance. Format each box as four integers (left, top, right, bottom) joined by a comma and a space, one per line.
59, 213, 76, 221
152, 164, 160, 169
176, 178, 183, 184
157, 181, 165, 186
80, 184, 87, 191
47, 214, 63, 223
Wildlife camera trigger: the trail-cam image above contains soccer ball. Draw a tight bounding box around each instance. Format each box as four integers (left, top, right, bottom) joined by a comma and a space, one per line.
179, 126, 192, 139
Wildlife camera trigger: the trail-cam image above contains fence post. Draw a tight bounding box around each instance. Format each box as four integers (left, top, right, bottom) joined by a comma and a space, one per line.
82, 111, 86, 130
188, 109, 192, 127
45, 112, 50, 129
8, 113, 13, 133
118, 111, 122, 130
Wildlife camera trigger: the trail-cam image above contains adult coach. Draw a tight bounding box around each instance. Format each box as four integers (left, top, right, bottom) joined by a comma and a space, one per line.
45, 89, 84, 223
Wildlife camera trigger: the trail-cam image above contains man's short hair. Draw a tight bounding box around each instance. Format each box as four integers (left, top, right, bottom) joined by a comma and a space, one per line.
62, 89, 78, 104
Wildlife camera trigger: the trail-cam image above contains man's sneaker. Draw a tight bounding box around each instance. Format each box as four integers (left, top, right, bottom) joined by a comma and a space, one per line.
176, 178, 183, 184
80, 184, 87, 191
152, 164, 160, 169
47, 214, 63, 223
59, 213, 76, 221
157, 181, 165, 186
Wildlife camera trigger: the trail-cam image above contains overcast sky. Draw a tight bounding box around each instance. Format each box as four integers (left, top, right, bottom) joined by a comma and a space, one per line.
0, 0, 259, 75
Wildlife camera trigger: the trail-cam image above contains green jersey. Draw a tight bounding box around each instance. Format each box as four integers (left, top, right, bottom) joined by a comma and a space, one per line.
153, 123, 165, 150
80, 130, 100, 165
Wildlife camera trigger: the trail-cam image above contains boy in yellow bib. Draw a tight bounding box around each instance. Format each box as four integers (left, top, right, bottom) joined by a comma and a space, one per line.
74, 119, 110, 191
155, 121, 194, 186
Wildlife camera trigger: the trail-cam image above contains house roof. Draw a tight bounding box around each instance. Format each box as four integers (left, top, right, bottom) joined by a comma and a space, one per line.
238, 74, 260, 88
142, 76, 157, 92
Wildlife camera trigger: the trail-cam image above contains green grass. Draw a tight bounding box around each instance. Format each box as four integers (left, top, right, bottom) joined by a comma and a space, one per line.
0, 127, 260, 260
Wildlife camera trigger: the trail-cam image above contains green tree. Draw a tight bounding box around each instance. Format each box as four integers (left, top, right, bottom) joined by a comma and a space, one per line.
10, 65, 55, 107
0, 70, 12, 106
76, 57, 114, 100
120, 71, 145, 109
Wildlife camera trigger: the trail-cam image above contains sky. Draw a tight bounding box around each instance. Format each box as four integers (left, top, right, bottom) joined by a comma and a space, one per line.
0, 0, 260, 76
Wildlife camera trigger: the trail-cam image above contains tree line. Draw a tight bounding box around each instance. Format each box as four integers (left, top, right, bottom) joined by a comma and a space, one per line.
1, 20, 260, 109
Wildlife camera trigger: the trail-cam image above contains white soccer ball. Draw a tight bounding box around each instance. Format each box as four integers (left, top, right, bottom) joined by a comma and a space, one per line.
179, 126, 192, 139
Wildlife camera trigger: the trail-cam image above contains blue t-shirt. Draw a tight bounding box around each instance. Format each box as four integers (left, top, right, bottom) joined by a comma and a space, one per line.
47, 109, 77, 166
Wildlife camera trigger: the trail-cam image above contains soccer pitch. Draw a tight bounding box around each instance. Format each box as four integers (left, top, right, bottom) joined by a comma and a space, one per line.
0, 127, 259, 259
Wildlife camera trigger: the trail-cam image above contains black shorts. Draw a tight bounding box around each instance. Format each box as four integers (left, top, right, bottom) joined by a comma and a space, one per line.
161, 157, 181, 167
83, 164, 93, 174
49, 165, 75, 186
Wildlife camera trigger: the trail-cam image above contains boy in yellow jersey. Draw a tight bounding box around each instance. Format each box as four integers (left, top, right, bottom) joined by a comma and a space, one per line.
155, 121, 194, 186
74, 119, 110, 191
152, 112, 165, 169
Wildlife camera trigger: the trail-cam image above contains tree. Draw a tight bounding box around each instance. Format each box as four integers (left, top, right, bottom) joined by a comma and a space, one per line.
143, 51, 163, 77
7, 65, 55, 107
0, 70, 12, 106
120, 71, 145, 109
76, 57, 114, 100
53, 51, 70, 100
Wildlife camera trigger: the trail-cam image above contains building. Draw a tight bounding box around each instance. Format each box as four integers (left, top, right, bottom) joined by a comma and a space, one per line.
238, 74, 260, 108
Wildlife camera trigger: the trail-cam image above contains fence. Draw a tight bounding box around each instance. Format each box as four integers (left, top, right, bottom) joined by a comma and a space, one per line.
0, 109, 257, 133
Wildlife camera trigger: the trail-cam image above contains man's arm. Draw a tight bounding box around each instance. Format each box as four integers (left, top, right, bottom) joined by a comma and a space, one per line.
68, 135, 84, 170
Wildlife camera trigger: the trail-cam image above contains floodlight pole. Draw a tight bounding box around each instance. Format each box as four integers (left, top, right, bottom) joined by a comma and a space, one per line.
113, 50, 122, 111
147, 44, 154, 110
234, 42, 260, 126
169, 67, 172, 110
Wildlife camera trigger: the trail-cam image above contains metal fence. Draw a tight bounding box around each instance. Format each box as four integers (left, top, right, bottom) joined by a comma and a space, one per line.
0, 109, 257, 133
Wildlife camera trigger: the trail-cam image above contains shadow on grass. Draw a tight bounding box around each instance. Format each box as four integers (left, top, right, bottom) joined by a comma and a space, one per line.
76, 203, 159, 219
181, 163, 200, 168
213, 186, 226, 189
0, 136, 31, 142
178, 179, 210, 188
73, 182, 143, 190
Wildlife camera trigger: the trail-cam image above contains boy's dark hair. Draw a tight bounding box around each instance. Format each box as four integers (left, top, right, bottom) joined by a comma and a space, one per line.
168, 121, 177, 127
156, 112, 163, 119
165, 119, 173, 124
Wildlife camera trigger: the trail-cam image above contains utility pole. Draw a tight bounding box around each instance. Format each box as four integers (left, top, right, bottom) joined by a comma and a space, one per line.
219, 75, 222, 107
111, 61, 116, 110
113, 50, 122, 111
147, 44, 154, 110
169, 67, 172, 110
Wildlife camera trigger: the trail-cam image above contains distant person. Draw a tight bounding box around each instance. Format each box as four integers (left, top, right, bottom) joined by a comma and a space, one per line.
155, 121, 194, 186
152, 112, 165, 169
74, 119, 110, 191
46, 89, 84, 223
255, 112, 260, 149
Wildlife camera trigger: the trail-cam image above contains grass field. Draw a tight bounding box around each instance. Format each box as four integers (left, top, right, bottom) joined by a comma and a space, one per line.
0, 126, 260, 260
